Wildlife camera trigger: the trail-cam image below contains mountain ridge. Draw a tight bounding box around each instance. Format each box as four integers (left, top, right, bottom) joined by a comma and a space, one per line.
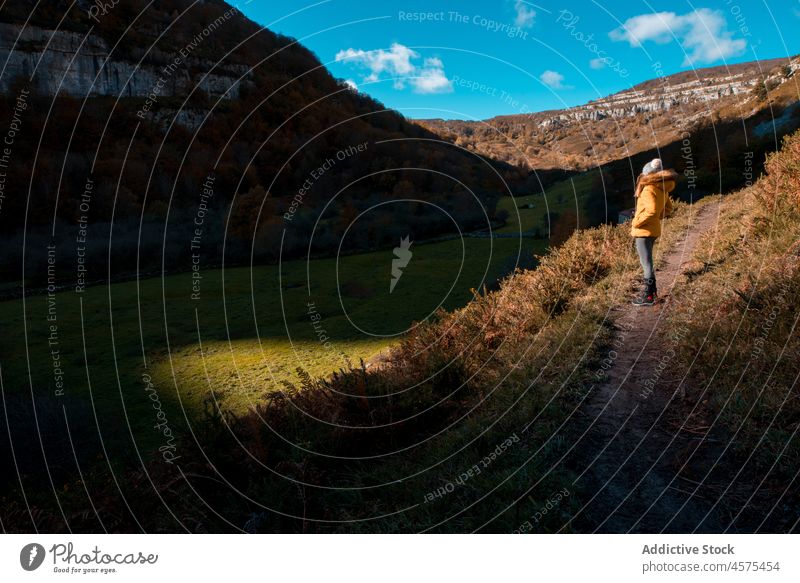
416, 55, 800, 171
0, 0, 519, 281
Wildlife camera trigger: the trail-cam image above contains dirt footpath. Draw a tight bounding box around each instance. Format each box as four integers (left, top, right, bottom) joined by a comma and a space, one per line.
561, 201, 728, 533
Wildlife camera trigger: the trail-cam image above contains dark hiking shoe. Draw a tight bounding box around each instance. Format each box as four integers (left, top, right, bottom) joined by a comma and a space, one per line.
632, 290, 656, 306
632, 278, 656, 306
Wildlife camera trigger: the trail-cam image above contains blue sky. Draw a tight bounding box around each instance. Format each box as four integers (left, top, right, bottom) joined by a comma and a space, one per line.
237, 0, 800, 120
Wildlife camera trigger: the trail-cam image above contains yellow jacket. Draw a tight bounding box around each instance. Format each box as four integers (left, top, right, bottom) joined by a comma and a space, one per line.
631, 169, 677, 238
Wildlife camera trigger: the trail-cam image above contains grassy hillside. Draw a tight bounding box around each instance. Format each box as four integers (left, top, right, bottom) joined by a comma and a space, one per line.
0, 196, 687, 532
663, 131, 800, 524
3, 129, 798, 532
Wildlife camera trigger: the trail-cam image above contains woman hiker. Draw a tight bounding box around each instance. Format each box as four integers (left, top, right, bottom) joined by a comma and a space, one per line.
631, 158, 678, 306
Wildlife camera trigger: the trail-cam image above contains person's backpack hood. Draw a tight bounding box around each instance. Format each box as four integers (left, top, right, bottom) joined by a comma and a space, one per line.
635, 169, 679, 198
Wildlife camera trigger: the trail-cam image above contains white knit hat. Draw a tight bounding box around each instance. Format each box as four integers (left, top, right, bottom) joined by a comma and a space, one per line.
643, 158, 663, 175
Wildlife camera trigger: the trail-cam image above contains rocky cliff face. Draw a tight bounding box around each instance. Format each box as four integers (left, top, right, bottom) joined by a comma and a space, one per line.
0, 22, 250, 103
538, 59, 800, 129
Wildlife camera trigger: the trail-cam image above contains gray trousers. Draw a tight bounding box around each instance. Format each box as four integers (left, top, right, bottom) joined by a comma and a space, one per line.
635, 237, 656, 281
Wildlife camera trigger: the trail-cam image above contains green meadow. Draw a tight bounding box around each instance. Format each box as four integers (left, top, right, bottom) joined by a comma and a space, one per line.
497, 171, 599, 234
1, 171, 606, 457
0, 233, 547, 453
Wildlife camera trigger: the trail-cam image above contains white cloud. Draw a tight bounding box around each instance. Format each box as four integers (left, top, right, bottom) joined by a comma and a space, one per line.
540, 70, 568, 89
589, 57, 607, 70
335, 42, 417, 87
609, 11, 682, 46
411, 57, 453, 94
514, 0, 536, 28
344, 79, 358, 91
335, 43, 452, 94
424, 57, 443, 68
609, 9, 746, 65
680, 9, 747, 65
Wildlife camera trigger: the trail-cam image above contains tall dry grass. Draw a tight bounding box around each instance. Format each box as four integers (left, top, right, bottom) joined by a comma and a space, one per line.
666, 130, 800, 518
